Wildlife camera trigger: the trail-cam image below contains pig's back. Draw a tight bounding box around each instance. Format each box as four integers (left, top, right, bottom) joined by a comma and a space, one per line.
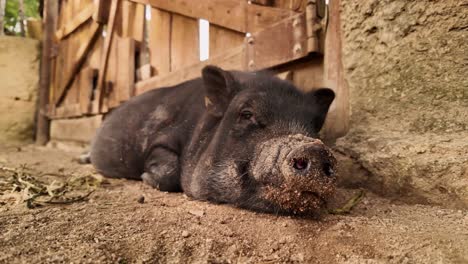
90, 78, 205, 180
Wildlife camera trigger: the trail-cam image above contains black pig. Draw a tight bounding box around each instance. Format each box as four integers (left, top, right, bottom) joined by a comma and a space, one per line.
91, 66, 337, 214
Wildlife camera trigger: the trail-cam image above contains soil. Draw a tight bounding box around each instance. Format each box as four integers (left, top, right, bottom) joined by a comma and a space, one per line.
0, 36, 40, 143
1, 144, 467, 264
337, 0, 468, 208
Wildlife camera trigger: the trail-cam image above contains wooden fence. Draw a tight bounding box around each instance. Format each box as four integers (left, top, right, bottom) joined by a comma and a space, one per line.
40, 0, 348, 144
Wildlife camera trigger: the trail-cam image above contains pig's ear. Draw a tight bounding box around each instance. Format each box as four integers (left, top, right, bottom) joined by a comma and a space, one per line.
202, 65, 238, 117
307, 88, 335, 132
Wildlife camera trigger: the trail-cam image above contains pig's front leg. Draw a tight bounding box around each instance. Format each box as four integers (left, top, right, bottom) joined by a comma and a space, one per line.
142, 147, 181, 192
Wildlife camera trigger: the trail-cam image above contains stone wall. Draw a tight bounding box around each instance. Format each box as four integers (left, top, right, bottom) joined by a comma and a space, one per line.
0, 36, 40, 143
337, 0, 468, 208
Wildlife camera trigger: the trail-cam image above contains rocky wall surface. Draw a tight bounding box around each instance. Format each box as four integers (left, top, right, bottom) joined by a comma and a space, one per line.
0, 36, 40, 143
337, 0, 468, 208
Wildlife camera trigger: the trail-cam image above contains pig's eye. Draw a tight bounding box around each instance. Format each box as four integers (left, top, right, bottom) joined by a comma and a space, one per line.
240, 110, 253, 120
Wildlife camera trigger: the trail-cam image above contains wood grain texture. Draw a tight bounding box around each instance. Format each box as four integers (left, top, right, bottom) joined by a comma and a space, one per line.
104, 35, 119, 109
209, 25, 245, 58
95, 0, 119, 112
50, 115, 103, 143
120, 0, 145, 41
78, 67, 95, 114
148, 8, 171, 76
170, 14, 199, 72
93, 0, 111, 23
116, 37, 136, 102
246, 13, 308, 71
136, 45, 245, 94
54, 2, 94, 40
321, 0, 349, 140
129, 0, 294, 33
37, 0, 58, 144
54, 21, 101, 107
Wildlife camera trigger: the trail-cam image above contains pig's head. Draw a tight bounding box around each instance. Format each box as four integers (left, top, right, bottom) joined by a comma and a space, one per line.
187, 66, 337, 215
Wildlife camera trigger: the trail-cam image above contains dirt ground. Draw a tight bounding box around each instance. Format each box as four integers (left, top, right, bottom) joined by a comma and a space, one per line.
0, 144, 467, 264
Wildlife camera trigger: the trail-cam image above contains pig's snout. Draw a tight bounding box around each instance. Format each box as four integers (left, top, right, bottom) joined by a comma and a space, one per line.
283, 141, 336, 180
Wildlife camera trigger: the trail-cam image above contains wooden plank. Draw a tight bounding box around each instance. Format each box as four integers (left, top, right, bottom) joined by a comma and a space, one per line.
209, 25, 245, 58
79, 67, 95, 114
170, 14, 199, 72
250, 0, 274, 6
62, 71, 80, 107
37, 0, 58, 145
135, 45, 245, 95
272, 0, 306, 12
131, 0, 246, 32
321, 0, 349, 140
148, 8, 171, 76
290, 59, 324, 93
116, 37, 136, 101
88, 34, 103, 69
105, 36, 119, 109
93, 0, 111, 23
129, 0, 294, 33
246, 13, 308, 71
246, 3, 296, 33
55, 21, 102, 106
55, 0, 92, 40
121, 0, 145, 42
50, 115, 103, 143
52, 104, 82, 119
95, 0, 119, 112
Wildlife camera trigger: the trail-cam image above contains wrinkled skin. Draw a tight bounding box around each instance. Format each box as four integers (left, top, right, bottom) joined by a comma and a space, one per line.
91, 65, 337, 214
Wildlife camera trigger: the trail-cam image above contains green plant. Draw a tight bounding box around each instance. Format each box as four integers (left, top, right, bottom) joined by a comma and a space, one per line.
3, 0, 40, 35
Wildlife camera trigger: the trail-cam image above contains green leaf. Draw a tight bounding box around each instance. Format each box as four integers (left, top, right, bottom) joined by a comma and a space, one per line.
3, 0, 40, 35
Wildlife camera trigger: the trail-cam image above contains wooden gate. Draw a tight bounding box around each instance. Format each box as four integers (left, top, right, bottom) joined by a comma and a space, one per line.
44, 0, 348, 144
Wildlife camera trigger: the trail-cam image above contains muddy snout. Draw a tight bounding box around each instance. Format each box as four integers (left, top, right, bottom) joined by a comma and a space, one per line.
283, 140, 337, 180
253, 134, 337, 214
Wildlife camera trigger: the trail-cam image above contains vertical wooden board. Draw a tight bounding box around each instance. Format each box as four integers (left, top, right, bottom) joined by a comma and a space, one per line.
132, 3, 145, 43
61, 75, 79, 107
49, 57, 57, 104
94, 0, 120, 113
170, 14, 199, 72
272, 0, 306, 12
93, 0, 111, 23
105, 37, 119, 109
209, 25, 245, 59
291, 59, 324, 93
116, 37, 136, 101
322, 0, 349, 140
79, 67, 94, 114
148, 8, 171, 76
54, 37, 68, 104
70, 0, 80, 16
120, 0, 145, 42
89, 35, 103, 69
57, 0, 69, 29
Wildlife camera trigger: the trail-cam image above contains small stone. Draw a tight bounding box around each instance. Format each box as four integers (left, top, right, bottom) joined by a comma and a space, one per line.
291, 253, 304, 262
181, 230, 190, 238
224, 229, 234, 237
188, 209, 205, 217
137, 196, 145, 204
282, 222, 288, 227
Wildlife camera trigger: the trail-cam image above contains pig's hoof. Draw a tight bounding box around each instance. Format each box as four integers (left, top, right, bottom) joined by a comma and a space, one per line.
142, 172, 159, 188
141, 172, 180, 192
